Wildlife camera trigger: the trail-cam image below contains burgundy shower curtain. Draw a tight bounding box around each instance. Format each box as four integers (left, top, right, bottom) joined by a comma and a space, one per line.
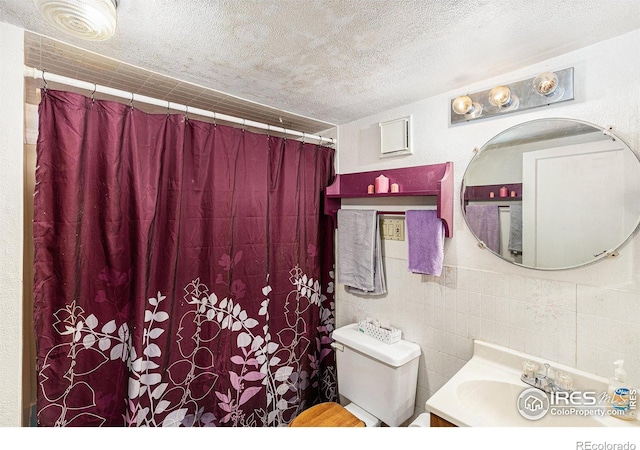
33, 90, 337, 427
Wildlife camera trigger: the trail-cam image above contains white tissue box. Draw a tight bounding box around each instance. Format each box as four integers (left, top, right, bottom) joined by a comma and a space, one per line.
357, 320, 401, 344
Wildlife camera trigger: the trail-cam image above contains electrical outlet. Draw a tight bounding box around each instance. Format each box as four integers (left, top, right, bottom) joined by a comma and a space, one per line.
381, 218, 405, 241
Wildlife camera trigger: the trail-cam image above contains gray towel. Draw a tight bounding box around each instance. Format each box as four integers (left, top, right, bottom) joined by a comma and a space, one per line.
337, 209, 386, 296
465, 204, 500, 254
508, 204, 522, 254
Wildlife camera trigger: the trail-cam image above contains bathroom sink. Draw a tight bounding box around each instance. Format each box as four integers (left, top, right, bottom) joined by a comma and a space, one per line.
425, 340, 639, 428
455, 380, 524, 423
455, 380, 604, 427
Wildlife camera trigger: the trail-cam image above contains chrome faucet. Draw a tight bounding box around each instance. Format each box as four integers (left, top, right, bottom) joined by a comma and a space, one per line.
521, 362, 573, 394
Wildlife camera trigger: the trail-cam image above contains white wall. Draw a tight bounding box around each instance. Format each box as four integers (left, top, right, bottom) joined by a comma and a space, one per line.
335, 29, 640, 420
0, 22, 24, 426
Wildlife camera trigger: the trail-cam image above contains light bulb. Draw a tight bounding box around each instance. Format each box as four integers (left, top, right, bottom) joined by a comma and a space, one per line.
452, 95, 482, 118
488, 86, 511, 107
488, 85, 519, 111
452, 96, 472, 114
533, 72, 560, 97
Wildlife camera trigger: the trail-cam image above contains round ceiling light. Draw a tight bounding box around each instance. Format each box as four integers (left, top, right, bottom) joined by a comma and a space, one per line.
33, 0, 117, 41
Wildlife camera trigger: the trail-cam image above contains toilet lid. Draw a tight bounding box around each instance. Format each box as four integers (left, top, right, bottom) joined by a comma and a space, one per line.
289, 402, 365, 427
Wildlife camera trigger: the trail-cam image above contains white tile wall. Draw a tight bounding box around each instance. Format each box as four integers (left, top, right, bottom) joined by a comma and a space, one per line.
333, 29, 640, 427
335, 258, 640, 421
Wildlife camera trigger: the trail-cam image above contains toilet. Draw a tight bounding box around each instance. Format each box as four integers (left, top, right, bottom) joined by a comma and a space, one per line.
290, 323, 421, 427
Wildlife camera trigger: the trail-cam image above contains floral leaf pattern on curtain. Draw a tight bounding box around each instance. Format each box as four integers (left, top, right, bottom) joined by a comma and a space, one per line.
33, 90, 336, 427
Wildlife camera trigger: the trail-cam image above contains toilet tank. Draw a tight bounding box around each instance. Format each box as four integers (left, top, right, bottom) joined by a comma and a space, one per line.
332, 323, 420, 427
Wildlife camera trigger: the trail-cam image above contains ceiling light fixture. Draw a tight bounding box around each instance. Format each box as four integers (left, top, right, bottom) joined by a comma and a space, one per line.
450, 67, 574, 125
33, 0, 117, 41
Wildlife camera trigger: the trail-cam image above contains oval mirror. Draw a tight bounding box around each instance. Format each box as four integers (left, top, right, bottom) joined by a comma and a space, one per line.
461, 118, 640, 270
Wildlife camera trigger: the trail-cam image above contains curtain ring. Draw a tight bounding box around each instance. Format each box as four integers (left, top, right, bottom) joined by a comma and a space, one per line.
266, 124, 270, 137
41, 69, 48, 94
91, 83, 96, 105
184, 105, 189, 122
302, 132, 306, 143
242, 118, 245, 133
129, 92, 134, 111
212, 111, 217, 128
167, 101, 171, 117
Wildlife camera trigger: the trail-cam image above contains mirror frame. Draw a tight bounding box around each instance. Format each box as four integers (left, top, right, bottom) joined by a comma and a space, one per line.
460, 117, 640, 270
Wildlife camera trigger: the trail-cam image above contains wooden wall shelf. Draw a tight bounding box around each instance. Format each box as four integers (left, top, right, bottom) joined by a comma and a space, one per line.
463, 183, 522, 203
324, 162, 454, 238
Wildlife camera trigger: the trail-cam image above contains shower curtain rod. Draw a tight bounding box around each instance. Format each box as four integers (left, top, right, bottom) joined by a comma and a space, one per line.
24, 66, 336, 145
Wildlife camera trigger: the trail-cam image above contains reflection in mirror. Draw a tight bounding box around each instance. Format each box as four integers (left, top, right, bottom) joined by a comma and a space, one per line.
461, 118, 640, 270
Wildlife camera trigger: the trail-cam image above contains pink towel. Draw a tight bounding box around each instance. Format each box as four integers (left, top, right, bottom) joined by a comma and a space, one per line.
406, 210, 444, 276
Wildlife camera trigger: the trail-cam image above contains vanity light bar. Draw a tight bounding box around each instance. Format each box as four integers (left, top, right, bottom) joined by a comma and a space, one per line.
450, 67, 574, 125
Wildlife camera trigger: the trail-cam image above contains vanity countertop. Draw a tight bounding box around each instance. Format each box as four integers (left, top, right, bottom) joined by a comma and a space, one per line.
425, 340, 639, 427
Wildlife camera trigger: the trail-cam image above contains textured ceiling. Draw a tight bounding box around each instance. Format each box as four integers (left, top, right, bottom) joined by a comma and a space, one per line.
3, 0, 640, 130
22, 32, 332, 135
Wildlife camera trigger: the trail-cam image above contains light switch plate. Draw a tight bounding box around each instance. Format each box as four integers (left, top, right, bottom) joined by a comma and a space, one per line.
381, 218, 405, 241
